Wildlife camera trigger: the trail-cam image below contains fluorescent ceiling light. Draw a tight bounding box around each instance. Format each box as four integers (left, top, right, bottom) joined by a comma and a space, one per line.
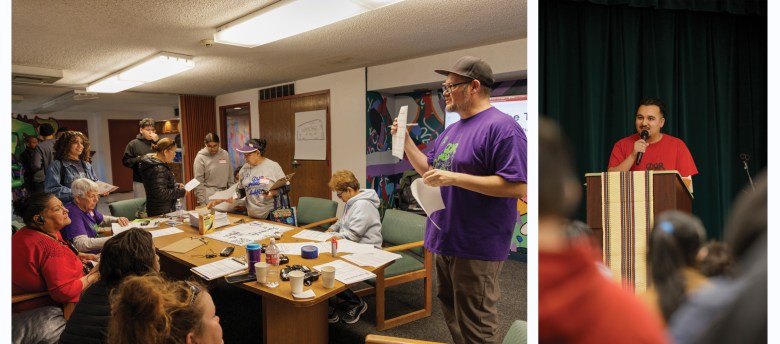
87, 52, 194, 93
214, 0, 404, 48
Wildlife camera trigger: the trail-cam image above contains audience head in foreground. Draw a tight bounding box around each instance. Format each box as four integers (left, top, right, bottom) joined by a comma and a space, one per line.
109, 275, 222, 344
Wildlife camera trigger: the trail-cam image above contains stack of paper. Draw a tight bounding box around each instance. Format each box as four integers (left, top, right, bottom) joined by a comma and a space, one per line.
341, 249, 403, 268
313, 260, 376, 284
292, 230, 333, 241
191, 258, 247, 281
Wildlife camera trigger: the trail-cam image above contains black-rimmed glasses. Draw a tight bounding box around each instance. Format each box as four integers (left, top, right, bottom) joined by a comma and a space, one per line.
441, 80, 473, 94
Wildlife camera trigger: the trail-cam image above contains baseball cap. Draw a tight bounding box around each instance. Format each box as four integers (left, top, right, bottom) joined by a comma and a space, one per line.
236, 139, 265, 154
434, 56, 495, 88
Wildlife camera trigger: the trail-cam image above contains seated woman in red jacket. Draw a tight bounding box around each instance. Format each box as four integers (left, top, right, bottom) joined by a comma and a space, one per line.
12, 193, 100, 344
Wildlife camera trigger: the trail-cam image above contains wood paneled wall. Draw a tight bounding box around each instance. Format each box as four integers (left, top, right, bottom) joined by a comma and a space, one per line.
180, 95, 216, 209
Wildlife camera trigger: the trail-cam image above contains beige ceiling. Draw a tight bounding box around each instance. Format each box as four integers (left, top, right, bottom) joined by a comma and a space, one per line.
12, 0, 527, 115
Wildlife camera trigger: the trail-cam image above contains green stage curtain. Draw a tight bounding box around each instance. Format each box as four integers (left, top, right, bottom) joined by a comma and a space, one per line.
540, 0, 766, 239
572, 0, 765, 15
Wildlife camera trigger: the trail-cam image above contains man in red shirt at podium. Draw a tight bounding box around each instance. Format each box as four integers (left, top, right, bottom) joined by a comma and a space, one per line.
608, 97, 698, 190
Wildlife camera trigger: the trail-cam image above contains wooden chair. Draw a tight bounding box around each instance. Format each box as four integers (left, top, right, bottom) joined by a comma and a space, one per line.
296, 196, 338, 230
12, 291, 75, 320
355, 209, 432, 331
108, 197, 146, 220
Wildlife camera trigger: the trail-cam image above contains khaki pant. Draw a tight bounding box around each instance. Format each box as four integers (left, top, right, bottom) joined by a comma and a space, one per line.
435, 254, 504, 344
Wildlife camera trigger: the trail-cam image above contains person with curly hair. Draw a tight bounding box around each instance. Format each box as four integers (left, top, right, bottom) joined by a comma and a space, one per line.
108, 275, 222, 344
44, 131, 99, 203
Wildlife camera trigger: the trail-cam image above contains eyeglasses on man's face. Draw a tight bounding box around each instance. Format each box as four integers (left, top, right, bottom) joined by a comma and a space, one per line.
441, 80, 473, 94
142, 127, 156, 133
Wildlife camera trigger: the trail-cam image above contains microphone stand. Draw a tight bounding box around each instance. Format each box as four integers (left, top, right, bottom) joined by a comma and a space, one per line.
740, 154, 755, 191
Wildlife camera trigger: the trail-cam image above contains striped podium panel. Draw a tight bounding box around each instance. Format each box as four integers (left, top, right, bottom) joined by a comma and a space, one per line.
601, 171, 653, 293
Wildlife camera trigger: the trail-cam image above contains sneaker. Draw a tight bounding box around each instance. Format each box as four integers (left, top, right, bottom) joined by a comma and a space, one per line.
342, 299, 367, 324
328, 306, 340, 324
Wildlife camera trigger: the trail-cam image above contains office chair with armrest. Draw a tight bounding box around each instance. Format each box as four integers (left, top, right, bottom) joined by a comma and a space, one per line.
296, 196, 338, 230
355, 209, 432, 331
12, 291, 75, 320
108, 197, 146, 220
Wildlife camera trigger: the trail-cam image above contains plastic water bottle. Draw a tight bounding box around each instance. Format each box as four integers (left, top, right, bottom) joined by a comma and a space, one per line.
265, 238, 280, 288
175, 199, 183, 221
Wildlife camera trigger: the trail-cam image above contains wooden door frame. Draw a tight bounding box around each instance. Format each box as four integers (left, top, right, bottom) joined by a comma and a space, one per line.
258, 90, 332, 204
218, 102, 252, 150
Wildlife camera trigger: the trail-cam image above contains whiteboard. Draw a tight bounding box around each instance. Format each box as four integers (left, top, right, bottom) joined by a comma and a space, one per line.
294, 109, 327, 160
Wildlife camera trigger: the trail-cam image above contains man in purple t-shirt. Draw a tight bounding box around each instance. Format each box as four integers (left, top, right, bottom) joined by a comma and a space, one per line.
393, 56, 527, 344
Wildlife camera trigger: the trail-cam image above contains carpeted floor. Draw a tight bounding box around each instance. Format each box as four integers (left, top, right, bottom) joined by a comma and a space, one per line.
210, 258, 526, 344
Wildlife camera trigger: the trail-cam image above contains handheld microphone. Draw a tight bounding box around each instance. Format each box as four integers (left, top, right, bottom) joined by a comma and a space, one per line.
635, 130, 650, 165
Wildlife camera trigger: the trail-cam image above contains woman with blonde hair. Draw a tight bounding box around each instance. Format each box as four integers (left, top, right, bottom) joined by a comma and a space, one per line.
138, 138, 187, 216
108, 275, 222, 344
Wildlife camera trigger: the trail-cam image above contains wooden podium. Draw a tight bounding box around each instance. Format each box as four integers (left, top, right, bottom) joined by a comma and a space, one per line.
585, 171, 693, 291
586, 171, 693, 249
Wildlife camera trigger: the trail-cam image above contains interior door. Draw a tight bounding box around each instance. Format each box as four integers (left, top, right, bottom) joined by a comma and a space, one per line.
108, 120, 141, 192
258, 91, 331, 206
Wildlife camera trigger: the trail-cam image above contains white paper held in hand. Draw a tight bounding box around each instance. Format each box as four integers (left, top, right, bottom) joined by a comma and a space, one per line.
391, 106, 410, 160
184, 179, 201, 192
410, 178, 445, 230
95, 181, 119, 194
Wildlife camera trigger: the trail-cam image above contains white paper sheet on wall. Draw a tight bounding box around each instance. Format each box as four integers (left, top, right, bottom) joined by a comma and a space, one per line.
294, 109, 327, 160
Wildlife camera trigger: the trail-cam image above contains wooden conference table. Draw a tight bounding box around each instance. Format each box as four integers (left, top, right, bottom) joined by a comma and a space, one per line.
149, 213, 387, 344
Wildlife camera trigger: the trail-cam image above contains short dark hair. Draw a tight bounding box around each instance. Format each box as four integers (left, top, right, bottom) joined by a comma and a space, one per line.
99, 228, 157, 287
39, 123, 55, 137
249, 138, 267, 154
139, 118, 155, 128
204, 133, 220, 144
638, 97, 666, 117
13, 193, 57, 227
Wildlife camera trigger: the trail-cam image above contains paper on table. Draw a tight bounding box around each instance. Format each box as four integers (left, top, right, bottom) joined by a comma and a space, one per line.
184, 178, 201, 191
391, 106, 409, 160
292, 229, 333, 242
112, 219, 159, 235
292, 289, 316, 299
276, 241, 331, 255
209, 184, 238, 200
313, 260, 376, 284
149, 227, 183, 238
95, 181, 118, 194
190, 257, 247, 281
410, 178, 444, 229
336, 239, 377, 254
341, 249, 403, 268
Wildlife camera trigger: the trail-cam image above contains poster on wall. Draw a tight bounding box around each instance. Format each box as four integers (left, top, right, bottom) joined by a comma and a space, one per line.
294, 109, 327, 160
445, 95, 528, 132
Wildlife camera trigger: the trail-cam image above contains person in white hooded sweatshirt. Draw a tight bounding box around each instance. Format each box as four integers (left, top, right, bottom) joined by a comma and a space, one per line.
325, 170, 382, 324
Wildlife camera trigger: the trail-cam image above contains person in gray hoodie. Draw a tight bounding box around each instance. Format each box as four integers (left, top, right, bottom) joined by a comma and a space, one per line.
325, 170, 382, 324
193, 133, 234, 206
